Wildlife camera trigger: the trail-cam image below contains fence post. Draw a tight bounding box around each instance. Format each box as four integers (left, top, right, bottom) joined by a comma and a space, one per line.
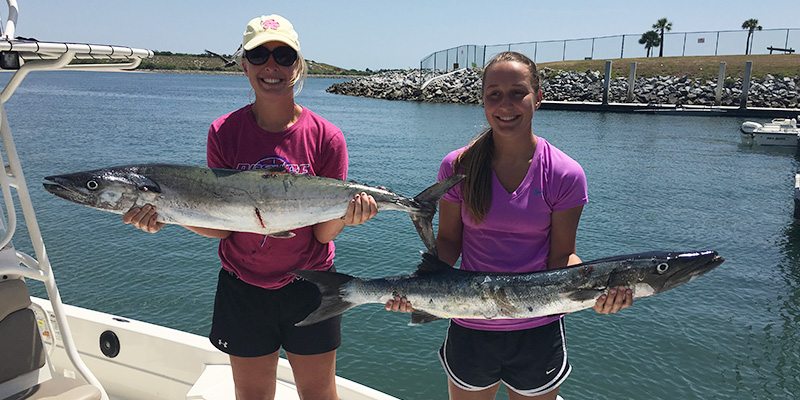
591, 38, 595, 59
627, 62, 637, 102
739, 61, 753, 109
482, 45, 487, 67
715, 62, 726, 106
786, 29, 791, 49
534, 42, 538, 62
603, 60, 612, 105
682, 33, 687, 56
562, 41, 567, 61
715, 32, 720, 56
620, 35, 625, 59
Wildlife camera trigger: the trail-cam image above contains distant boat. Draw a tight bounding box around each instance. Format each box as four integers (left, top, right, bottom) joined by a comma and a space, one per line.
740, 116, 800, 147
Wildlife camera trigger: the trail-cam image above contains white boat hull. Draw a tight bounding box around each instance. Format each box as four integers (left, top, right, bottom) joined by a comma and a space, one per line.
740, 117, 800, 147
29, 298, 397, 400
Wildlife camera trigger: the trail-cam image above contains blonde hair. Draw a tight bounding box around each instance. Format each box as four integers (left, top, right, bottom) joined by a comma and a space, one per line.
455, 51, 540, 223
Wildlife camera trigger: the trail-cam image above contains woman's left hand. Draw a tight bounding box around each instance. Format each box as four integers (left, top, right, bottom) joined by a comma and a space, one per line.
343, 193, 378, 226
593, 287, 633, 314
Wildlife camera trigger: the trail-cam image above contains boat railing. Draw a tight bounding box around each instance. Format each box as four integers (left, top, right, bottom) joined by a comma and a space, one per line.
0, 1, 153, 399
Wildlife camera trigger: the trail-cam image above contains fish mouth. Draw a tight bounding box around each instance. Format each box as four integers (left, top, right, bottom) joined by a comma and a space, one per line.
42, 176, 89, 203
668, 250, 724, 285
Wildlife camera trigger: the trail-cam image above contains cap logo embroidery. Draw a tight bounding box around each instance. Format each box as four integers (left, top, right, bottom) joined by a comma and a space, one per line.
262, 19, 280, 30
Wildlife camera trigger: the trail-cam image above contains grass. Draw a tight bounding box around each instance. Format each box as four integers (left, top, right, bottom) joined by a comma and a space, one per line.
539, 54, 800, 80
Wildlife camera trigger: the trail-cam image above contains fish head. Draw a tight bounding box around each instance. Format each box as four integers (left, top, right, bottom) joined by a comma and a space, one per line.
43, 166, 161, 212
628, 250, 724, 296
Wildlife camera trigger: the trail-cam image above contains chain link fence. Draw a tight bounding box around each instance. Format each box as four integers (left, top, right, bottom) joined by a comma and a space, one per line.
420, 28, 798, 74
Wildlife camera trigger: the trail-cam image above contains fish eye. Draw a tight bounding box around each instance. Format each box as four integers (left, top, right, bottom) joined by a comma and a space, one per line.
86, 180, 99, 190
656, 263, 669, 274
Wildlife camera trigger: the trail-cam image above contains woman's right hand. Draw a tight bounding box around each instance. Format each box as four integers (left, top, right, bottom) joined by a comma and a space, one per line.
122, 204, 164, 233
385, 295, 414, 313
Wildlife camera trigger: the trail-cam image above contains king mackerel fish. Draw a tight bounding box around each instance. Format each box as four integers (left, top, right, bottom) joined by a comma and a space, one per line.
42, 164, 462, 252
294, 250, 724, 326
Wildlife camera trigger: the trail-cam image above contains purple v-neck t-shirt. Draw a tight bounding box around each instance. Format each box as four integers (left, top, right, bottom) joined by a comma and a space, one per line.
438, 137, 588, 331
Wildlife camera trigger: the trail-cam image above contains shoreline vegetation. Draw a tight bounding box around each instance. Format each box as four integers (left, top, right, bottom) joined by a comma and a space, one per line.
133, 51, 373, 77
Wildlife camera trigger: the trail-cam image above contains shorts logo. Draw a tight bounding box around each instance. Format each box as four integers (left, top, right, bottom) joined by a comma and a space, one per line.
218, 339, 228, 349
546, 367, 557, 375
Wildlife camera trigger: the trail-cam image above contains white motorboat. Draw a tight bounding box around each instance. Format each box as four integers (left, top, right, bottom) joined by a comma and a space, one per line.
0, 1, 397, 399
740, 116, 800, 146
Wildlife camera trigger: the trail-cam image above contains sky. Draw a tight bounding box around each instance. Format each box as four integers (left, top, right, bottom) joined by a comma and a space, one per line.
4, 0, 798, 70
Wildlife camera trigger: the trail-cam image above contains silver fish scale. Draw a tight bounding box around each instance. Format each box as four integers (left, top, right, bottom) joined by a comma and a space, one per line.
134, 165, 418, 233
343, 257, 687, 320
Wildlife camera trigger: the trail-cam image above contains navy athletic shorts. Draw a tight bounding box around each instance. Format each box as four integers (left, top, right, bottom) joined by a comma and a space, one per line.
209, 268, 341, 357
438, 318, 571, 396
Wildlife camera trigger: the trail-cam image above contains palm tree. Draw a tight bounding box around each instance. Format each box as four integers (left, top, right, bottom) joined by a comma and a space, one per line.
638, 31, 661, 57
652, 18, 673, 57
742, 18, 762, 55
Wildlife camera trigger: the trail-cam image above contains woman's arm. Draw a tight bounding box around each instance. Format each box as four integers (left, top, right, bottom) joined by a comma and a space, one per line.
435, 199, 463, 267
122, 205, 231, 239
550, 205, 632, 314
313, 192, 378, 244
547, 206, 584, 269
386, 199, 462, 313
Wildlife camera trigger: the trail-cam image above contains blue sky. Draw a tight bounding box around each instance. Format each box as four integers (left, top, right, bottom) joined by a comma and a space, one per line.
6, 0, 798, 70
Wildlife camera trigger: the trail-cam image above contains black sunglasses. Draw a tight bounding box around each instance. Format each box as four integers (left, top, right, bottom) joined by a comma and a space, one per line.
244, 45, 298, 67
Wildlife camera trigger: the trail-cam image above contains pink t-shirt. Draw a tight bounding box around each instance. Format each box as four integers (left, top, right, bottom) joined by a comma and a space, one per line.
207, 104, 347, 289
438, 137, 588, 331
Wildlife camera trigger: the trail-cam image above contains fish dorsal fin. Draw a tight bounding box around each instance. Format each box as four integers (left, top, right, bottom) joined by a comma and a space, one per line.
409, 310, 443, 325
414, 252, 452, 275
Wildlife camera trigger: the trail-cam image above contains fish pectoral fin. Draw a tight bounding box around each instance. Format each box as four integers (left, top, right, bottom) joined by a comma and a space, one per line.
409, 310, 442, 325
566, 289, 603, 302
268, 231, 296, 239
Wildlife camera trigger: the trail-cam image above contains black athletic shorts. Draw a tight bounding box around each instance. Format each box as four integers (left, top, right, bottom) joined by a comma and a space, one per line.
209, 268, 341, 357
438, 319, 571, 396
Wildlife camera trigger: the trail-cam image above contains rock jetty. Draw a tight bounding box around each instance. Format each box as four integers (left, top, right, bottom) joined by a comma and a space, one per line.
326, 68, 800, 109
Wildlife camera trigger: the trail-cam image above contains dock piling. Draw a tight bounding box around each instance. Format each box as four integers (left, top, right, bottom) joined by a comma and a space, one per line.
715, 62, 726, 106
740, 61, 753, 109
627, 62, 637, 103
602, 60, 612, 105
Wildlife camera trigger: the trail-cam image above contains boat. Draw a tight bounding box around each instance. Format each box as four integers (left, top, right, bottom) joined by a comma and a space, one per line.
740, 116, 800, 146
0, 1, 397, 399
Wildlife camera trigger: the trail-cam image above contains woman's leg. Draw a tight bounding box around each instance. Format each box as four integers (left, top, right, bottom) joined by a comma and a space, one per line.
286, 349, 338, 400
448, 380, 500, 400
508, 386, 560, 400
229, 351, 280, 400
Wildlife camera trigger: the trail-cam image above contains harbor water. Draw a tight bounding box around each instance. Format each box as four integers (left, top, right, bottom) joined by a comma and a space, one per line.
2, 71, 798, 399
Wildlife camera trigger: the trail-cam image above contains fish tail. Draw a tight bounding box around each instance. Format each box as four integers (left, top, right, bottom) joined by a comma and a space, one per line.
293, 269, 358, 326
410, 174, 464, 255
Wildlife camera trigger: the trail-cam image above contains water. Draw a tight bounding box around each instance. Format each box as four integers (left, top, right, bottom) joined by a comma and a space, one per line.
2, 71, 799, 399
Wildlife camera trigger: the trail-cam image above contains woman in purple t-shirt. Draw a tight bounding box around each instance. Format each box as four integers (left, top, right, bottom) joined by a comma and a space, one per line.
388, 52, 633, 399
122, 14, 376, 400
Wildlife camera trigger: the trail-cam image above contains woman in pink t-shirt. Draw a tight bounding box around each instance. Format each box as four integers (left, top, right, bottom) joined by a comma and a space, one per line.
388, 52, 633, 399
122, 14, 376, 400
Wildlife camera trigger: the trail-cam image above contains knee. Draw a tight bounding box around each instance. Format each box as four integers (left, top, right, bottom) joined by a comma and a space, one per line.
296, 382, 337, 400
